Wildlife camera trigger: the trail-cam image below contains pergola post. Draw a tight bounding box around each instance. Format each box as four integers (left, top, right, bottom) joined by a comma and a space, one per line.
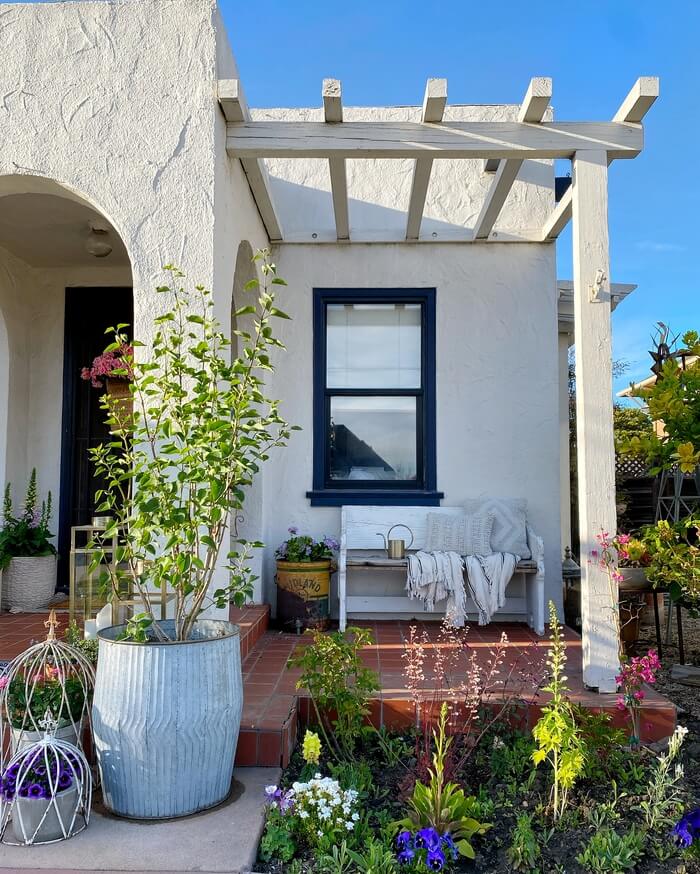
572, 149, 620, 692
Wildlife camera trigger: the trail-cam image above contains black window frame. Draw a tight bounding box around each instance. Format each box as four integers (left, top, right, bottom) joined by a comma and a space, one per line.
307, 288, 443, 507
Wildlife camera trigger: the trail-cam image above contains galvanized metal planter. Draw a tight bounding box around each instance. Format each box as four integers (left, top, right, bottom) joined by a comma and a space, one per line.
92, 620, 242, 820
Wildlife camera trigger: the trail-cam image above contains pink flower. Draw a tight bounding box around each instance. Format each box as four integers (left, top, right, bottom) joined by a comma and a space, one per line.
0, 675, 8, 689
616, 696, 626, 711
617, 534, 631, 545
634, 690, 645, 700
590, 549, 599, 558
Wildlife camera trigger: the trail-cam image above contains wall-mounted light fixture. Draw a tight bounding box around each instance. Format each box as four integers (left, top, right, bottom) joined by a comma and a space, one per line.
85, 220, 113, 258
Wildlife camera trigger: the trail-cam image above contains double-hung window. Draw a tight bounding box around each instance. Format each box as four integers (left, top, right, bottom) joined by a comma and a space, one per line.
307, 289, 442, 507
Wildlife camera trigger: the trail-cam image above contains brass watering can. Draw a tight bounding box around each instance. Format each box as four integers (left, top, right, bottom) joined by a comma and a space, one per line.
377, 524, 414, 560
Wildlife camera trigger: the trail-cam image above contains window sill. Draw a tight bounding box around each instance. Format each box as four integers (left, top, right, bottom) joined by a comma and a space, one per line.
306, 489, 444, 508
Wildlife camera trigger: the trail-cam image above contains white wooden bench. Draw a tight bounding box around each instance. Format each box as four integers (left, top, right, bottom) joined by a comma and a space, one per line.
339, 505, 545, 634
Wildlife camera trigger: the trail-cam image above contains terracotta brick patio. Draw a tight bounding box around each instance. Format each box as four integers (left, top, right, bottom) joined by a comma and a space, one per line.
0, 608, 676, 769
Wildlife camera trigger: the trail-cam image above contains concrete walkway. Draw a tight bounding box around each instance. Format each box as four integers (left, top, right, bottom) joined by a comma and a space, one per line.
0, 768, 276, 873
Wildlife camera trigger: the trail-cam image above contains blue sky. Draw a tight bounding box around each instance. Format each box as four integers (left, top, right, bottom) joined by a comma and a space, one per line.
218, 0, 699, 397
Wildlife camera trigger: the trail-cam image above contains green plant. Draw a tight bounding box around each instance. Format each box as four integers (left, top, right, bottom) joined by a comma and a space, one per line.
2, 670, 85, 730
640, 517, 700, 613
346, 838, 398, 874
64, 621, 99, 664
573, 706, 626, 781
531, 601, 585, 821
373, 725, 412, 768
0, 470, 56, 569
575, 826, 644, 873
490, 732, 536, 783
317, 840, 354, 874
620, 328, 700, 474
328, 759, 375, 796
275, 528, 339, 562
639, 724, 688, 834
395, 702, 490, 860
507, 813, 541, 871
288, 626, 379, 761
585, 783, 624, 830
88, 253, 294, 641
614, 405, 654, 455
259, 806, 297, 863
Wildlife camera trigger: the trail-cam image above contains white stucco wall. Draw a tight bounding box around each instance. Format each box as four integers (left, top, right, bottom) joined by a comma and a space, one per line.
264, 242, 562, 614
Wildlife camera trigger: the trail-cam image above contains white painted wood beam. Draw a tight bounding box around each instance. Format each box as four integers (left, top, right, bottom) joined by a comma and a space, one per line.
218, 80, 283, 242
612, 76, 659, 123
406, 78, 447, 240
322, 79, 349, 241
474, 77, 552, 240
571, 149, 619, 692
541, 77, 659, 241
226, 121, 643, 160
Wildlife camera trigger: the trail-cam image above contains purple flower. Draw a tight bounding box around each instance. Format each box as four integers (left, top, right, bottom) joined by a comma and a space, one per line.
415, 828, 441, 852
288, 527, 298, 535
27, 783, 46, 799
58, 772, 73, 790
673, 807, 700, 847
441, 833, 458, 860
426, 849, 446, 871
396, 831, 413, 850
279, 789, 294, 812
397, 847, 415, 864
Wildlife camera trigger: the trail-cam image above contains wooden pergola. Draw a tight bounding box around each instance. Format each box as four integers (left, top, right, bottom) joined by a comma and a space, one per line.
219, 76, 659, 692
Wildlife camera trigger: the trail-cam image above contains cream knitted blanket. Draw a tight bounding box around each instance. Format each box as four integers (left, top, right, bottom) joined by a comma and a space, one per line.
405, 550, 467, 627
464, 552, 518, 626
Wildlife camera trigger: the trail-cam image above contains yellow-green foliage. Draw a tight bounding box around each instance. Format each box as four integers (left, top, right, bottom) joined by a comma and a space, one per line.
531, 601, 585, 821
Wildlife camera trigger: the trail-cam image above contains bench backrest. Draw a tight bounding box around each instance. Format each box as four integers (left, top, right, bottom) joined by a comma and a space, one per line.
342, 506, 467, 551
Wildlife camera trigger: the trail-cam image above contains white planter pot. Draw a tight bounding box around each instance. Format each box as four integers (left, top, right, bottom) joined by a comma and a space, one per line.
93, 619, 243, 819
10, 720, 82, 756
12, 785, 79, 844
5, 556, 57, 612
618, 567, 648, 591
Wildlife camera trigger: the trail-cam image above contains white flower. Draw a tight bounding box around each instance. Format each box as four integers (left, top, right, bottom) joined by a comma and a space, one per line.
299, 810, 309, 820
265, 785, 278, 795
346, 821, 354, 830
351, 812, 359, 821
317, 830, 323, 838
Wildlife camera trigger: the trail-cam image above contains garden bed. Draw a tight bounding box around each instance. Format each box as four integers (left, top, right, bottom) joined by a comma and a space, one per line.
255, 614, 700, 874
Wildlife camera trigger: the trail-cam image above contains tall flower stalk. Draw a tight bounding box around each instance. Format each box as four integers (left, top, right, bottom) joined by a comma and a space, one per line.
89, 251, 294, 641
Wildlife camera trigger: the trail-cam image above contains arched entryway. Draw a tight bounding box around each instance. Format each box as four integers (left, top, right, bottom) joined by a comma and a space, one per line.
0, 175, 134, 592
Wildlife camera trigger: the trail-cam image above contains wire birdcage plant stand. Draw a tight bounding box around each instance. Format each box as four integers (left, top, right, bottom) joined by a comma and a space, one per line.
0, 611, 95, 769
0, 726, 92, 845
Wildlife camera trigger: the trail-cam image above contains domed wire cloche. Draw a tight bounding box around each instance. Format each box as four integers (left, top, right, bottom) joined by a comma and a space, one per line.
0, 611, 95, 769
0, 724, 92, 845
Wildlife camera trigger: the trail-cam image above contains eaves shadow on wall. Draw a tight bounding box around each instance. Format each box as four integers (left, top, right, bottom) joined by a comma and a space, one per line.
266, 160, 553, 242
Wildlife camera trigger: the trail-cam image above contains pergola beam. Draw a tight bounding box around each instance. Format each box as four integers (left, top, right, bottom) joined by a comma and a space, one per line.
541, 77, 659, 241
323, 79, 349, 241
218, 80, 283, 242
405, 78, 447, 240
474, 77, 551, 240
226, 120, 643, 160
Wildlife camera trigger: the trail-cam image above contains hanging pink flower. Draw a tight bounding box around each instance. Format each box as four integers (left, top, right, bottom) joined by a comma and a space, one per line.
81, 344, 133, 388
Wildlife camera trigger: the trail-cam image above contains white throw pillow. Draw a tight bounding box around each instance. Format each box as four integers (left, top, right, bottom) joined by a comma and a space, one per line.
462, 497, 530, 559
425, 512, 494, 556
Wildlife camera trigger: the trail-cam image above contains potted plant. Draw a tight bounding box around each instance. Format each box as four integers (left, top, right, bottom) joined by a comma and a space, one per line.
89, 252, 294, 819
0, 740, 91, 844
275, 529, 338, 631
614, 535, 653, 644
81, 342, 134, 428
1, 667, 87, 753
0, 471, 57, 612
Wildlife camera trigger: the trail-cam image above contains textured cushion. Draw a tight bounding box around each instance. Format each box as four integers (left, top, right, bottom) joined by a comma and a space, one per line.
462, 497, 530, 559
425, 512, 494, 556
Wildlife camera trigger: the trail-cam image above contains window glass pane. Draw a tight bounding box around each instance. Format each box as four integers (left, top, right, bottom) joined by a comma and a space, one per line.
326, 303, 421, 388
329, 396, 417, 481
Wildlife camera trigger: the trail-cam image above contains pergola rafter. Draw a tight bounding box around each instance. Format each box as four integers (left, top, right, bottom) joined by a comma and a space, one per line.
473, 77, 552, 240
405, 78, 447, 240
323, 79, 350, 241
541, 77, 659, 241
218, 79, 283, 242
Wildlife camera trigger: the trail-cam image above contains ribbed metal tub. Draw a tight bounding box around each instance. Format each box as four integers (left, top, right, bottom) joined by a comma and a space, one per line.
92, 620, 242, 819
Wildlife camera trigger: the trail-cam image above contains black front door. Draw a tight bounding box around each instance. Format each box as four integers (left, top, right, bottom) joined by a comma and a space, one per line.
57, 287, 133, 588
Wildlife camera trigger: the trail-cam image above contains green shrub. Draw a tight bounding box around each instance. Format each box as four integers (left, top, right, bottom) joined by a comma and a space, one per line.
507, 813, 541, 871
575, 826, 644, 873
